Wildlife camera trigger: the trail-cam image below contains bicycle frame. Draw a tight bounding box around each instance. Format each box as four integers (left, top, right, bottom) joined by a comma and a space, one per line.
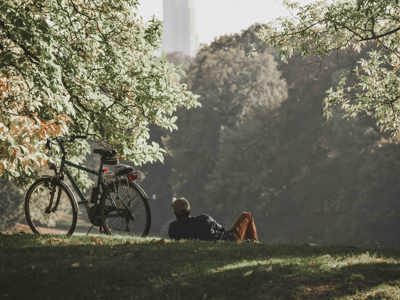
60, 159, 103, 207
47, 136, 107, 211
60, 157, 137, 227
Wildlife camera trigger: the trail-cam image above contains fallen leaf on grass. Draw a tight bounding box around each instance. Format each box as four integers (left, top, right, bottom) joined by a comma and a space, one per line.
41, 237, 64, 245
150, 239, 167, 245
90, 237, 104, 245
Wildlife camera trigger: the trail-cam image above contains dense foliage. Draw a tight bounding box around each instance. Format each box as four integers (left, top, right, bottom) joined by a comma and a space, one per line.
0, 0, 198, 182
262, 0, 400, 136
166, 27, 287, 220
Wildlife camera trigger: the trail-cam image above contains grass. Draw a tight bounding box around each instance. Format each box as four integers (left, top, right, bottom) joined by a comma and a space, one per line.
1, 234, 400, 300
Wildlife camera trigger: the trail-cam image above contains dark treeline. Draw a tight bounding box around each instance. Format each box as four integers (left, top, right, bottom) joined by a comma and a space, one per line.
0, 180, 23, 230
144, 25, 400, 248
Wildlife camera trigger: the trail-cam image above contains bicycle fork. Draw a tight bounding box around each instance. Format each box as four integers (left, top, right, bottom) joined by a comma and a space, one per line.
45, 180, 62, 214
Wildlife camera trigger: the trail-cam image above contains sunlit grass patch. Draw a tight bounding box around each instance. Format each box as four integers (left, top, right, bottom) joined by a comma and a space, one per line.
0, 232, 168, 248
208, 258, 283, 274
338, 282, 400, 300
36, 234, 163, 247
321, 252, 400, 271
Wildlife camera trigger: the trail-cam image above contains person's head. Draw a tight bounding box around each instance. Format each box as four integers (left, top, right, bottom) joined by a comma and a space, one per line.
171, 197, 191, 220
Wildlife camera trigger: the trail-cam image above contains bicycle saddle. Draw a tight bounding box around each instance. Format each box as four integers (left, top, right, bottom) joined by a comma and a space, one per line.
115, 164, 134, 177
94, 148, 116, 157
94, 149, 118, 165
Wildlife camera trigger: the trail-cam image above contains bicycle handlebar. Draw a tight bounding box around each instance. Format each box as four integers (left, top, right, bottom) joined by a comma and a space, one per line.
46, 135, 117, 159
46, 135, 88, 154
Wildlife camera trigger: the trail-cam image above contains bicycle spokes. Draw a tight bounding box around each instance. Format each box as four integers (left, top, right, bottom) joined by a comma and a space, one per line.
25, 178, 77, 235
102, 179, 150, 236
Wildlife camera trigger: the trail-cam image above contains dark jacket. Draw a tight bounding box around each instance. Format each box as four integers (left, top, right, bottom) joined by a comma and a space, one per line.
168, 214, 227, 241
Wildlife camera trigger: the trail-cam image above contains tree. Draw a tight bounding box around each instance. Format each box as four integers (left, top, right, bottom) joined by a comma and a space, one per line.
168, 26, 287, 216
0, 0, 198, 183
262, 0, 400, 136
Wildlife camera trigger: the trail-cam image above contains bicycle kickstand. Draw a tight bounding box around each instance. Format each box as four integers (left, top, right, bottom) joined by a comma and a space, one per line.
86, 225, 94, 235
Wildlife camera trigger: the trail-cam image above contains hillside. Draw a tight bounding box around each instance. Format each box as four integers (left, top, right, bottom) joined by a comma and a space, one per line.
1, 234, 400, 299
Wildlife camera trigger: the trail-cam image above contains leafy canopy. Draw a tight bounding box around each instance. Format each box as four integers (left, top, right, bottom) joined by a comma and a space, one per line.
262, 0, 400, 136
0, 0, 198, 182
168, 26, 287, 212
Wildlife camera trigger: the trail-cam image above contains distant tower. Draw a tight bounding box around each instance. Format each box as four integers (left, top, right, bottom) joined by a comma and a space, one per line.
163, 0, 198, 57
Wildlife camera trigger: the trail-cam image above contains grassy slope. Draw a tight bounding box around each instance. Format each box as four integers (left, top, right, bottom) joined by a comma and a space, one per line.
1, 234, 400, 300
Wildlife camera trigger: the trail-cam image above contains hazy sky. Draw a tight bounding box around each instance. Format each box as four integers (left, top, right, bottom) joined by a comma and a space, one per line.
138, 0, 312, 44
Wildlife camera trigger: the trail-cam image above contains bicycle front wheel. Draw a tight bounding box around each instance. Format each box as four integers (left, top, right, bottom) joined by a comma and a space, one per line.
103, 179, 151, 237
25, 177, 78, 236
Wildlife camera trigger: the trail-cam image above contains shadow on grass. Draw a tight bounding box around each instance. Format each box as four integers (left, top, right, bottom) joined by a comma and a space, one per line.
1, 234, 400, 299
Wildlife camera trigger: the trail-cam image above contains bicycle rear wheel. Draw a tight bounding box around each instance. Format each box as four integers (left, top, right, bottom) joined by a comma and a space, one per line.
102, 179, 151, 237
25, 177, 78, 236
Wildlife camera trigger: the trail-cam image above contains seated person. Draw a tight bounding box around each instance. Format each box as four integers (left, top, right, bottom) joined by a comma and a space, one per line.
168, 197, 259, 242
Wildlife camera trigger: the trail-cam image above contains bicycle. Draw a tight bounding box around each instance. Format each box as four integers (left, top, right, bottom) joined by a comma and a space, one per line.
24, 136, 151, 237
